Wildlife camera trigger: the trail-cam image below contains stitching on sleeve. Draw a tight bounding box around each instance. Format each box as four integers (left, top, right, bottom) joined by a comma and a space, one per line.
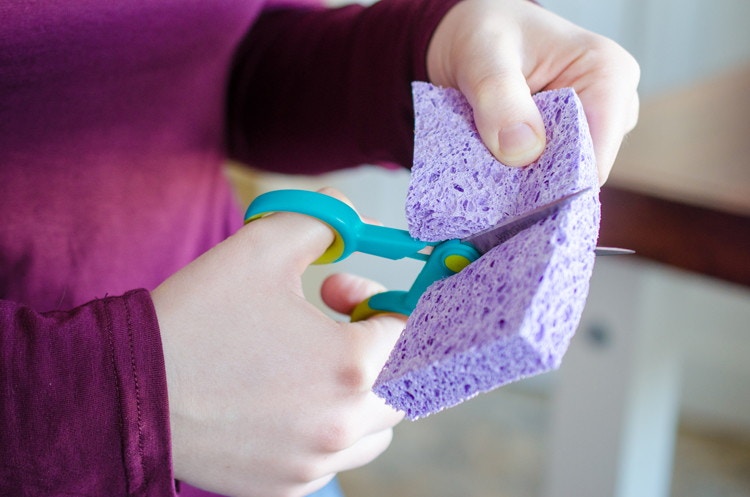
102, 298, 130, 484
123, 296, 148, 488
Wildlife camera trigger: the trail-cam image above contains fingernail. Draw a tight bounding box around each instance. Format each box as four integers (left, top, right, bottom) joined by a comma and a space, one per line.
497, 122, 545, 166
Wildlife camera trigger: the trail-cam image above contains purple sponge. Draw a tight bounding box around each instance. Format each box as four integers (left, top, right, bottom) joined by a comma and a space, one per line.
372, 83, 600, 419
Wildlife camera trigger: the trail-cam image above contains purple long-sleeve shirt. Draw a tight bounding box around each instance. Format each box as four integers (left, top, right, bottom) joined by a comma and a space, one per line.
0, 0, 459, 495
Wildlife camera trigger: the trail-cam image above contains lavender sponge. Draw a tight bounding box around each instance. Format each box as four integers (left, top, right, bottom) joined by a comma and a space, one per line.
405, 82, 599, 241
372, 83, 600, 419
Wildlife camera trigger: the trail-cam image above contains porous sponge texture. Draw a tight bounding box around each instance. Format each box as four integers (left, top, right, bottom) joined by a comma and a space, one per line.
372, 83, 600, 419
406, 82, 598, 241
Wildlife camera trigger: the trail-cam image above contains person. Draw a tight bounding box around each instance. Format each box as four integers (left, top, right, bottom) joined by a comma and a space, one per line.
0, 0, 639, 496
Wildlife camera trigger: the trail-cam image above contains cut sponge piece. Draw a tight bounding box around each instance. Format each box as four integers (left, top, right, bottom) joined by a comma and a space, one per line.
372, 83, 600, 419
405, 82, 599, 241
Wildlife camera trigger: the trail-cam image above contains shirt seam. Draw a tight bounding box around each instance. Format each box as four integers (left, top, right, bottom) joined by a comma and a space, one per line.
102, 297, 130, 488
124, 295, 148, 490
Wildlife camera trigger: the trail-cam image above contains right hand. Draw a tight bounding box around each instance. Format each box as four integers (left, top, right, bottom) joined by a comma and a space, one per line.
152, 188, 405, 497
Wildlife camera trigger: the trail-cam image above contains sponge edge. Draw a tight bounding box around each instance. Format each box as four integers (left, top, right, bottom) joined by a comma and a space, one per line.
372, 83, 600, 420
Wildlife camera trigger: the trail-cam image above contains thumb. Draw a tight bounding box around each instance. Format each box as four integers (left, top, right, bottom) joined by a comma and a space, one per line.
426, 0, 546, 167
463, 70, 546, 167
245, 187, 357, 273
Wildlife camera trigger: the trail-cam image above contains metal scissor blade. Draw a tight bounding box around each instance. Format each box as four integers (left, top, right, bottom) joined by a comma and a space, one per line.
462, 188, 591, 254
594, 246, 635, 256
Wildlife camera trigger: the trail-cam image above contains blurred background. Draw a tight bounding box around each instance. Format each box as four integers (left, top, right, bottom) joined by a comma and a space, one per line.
228, 0, 750, 495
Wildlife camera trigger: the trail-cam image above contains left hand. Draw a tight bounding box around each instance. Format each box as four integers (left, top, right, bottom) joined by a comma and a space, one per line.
427, 0, 640, 183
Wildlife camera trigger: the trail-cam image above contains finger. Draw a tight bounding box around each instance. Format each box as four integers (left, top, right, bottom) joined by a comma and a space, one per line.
586, 87, 640, 184
427, 0, 546, 167
456, 31, 547, 167
318, 428, 396, 476
292, 428, 396, 495
572, 44, 641, 183
320, 273, 388, 316
345, 313, 407, 395
467, 73, 547, 167
359, 391, 405, 435
245, 187, 355, 271
291, 474, 338, 497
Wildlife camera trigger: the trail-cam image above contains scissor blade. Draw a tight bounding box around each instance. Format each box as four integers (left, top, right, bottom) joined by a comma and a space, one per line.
594, 247, 635, 256
462, 188, 591, 254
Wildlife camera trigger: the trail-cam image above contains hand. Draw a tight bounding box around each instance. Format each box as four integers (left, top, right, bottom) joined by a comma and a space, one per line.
152, 188, 405, 497
427, 0, 640, 183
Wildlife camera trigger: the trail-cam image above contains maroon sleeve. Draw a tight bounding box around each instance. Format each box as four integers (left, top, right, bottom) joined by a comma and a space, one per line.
226, 0, 462, 174
0, 290, 174, 497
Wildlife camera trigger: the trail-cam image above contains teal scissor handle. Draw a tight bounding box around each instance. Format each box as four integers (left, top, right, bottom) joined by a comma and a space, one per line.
245, 190, 430, 264
244, 190, 481, 320
350, 239, 480, 321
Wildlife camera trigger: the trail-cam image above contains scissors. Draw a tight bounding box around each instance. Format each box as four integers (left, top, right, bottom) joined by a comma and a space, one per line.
244, 188, 631, 321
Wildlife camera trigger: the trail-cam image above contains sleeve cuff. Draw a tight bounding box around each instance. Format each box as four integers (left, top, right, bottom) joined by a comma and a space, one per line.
100, 289, 176, 496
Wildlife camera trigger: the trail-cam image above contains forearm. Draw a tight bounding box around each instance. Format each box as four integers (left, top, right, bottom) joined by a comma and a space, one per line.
0, 290, 173, 496
226, 0, 461, 173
